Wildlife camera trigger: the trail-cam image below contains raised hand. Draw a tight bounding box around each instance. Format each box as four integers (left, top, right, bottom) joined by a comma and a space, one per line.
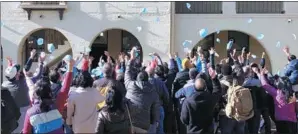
174, 52, 179, 58
208, 68, 216, 79
104, 51, 110, 56
167, 52, 173, 59
242, 47, 246, 54
246, 52, 251, 59
209, 47, 215, 55
39, 52, 47, 62
130, 47, 136, 60
262, 52, 266, 59
260, 68, 268, 75
30, 49, 37, 59
283, 46, 290, 56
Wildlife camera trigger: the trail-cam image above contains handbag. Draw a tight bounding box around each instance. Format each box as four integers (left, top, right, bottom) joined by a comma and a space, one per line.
125, 103, 135, 134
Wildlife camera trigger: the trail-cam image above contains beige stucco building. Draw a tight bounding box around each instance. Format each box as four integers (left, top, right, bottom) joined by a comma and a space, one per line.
1, 2, 298, 82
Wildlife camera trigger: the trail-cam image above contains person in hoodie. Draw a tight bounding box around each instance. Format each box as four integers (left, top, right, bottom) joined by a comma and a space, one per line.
95, 83, 133, 134
124, 47, 160, 133
255, 68, 297, 134
175, 68, 198, 100
66, 58, 105, 133
180, 67, 222, 134
172, 58, 192, 134
146, 65, 169, 134
22, 78, 64, 134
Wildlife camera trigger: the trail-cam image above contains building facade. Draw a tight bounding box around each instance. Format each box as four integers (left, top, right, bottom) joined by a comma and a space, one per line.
1, 2, 298, 82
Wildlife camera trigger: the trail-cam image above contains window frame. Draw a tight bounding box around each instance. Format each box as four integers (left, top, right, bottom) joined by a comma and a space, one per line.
236, 1, 285, 14
175, 1, 223, 14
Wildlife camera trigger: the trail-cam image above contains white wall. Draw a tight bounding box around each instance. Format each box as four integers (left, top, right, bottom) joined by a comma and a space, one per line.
174, 2, 298, 74
1, 2, 171, 73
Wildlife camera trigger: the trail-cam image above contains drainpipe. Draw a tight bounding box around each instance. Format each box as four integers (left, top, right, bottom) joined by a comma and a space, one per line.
169, 2, 175, 54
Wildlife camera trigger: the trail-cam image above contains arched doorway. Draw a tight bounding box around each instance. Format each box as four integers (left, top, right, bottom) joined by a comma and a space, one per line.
90, 29, 142, 69
20, 28, 72, 70
191, 30, 272, 71
1, 45, 3, 84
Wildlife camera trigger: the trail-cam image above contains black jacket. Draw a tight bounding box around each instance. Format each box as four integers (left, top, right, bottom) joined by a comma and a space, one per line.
95, 102, 134, 134
1, 88, 21, 134
243, 77, 268, 110
172, 69, 190, 98
180, 77, 222, 134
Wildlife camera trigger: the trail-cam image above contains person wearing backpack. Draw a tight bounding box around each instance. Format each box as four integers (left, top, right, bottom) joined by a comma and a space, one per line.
242, 66, 268, 134
1, 86, 21, 134
255, 68, 297, 134
219, 64, 254, 134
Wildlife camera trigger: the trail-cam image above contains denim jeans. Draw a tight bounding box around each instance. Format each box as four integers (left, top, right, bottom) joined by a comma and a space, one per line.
148, 106, 165, 134
64, 123, 73, 134
157, 106, 165, 134
219, 115, 246, 134
246, 110, 261, 134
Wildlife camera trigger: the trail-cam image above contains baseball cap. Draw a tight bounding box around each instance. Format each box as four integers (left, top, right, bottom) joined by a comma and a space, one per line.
5, 66, 17, 79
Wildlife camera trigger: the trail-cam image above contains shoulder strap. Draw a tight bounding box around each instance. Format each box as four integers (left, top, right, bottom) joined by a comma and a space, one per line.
220, 80, 231, 87
125, 103, 134, 134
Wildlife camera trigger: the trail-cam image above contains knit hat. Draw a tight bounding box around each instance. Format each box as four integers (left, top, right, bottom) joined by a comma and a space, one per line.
221, 64, 232, 76
288, 55, 297, 61
5, 66, 17, 79
189, 68, 198, 80
182, 58, 192, 69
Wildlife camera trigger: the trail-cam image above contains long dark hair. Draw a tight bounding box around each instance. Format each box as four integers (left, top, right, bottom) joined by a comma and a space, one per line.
104, 83, 124, 113
35, 78, 53, 112
72, 71, 93, 88
274, 76, 294, 103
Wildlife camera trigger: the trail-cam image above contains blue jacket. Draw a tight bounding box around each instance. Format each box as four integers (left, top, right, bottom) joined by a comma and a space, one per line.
284, 59, 298, 85
176, 57, 183, 72
175, 85, 196, 99
196, 58, 202, 72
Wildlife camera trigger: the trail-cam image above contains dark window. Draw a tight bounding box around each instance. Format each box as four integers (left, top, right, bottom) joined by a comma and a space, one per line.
236, 2, 284, 14
122, 30, 142, 60
192, 33, 215, 57
175, 2, 222, 14
24, 29, 68, 63
227, 31, 249, 56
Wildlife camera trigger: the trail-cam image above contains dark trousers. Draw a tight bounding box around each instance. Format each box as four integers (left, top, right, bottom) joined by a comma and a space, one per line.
260, 109, 272, 134
275, 121, 297, 134
219, 115, 246, 134
174, 99, 186, 134
246, 110, 261, 134
164, 103, 177, 134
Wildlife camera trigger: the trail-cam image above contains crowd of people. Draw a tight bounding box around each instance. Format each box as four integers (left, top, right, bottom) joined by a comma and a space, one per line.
1, 44, 298, 134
